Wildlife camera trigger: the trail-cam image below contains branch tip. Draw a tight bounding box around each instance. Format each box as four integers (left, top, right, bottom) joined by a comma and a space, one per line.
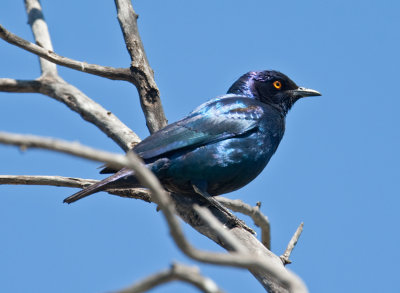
280, 222, 304, 265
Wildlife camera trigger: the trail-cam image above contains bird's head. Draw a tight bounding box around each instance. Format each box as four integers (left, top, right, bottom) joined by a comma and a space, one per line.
227, 70, 321, 115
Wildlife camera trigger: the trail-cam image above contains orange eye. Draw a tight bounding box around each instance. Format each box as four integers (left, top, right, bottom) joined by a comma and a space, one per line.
273, 80, 282, 89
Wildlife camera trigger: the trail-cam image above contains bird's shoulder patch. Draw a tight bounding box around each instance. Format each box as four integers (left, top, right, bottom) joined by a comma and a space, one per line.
227, 104, 264, 120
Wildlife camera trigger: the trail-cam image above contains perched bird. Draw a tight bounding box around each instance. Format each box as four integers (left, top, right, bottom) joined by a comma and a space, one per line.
64, 70, 320, 205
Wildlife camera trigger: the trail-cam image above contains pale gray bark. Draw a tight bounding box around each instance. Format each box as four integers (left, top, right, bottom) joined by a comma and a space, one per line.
0, 131, 307, 293
114, 0, 167, 133
117, 263, 225, 293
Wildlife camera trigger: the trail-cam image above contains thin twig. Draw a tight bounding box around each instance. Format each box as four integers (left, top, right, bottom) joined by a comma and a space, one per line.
216, 197, 271, 249
0, 174, 151, 202
0, 175, 97, 188
0, 131, 308, 293
114, 0, 167, 133
116, 263, 224, 293
0, 24, 132, 81
280, 223, 304, 265
24, 0, 57, 76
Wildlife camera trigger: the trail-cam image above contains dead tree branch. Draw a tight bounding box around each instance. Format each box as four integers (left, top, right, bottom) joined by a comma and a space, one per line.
0, 175, 97, 188
1, 1, 167, 139
0, 0, 140, 151
216, 197, 271, 249
280, 223, 304, 265
0, 76, 140, 151
0, 24, 132, 81
0, 131, 308, 293
116, 263, 225, 293
114, 0, 167, 133
0, 174, 151, 202
24, 0, 57, 76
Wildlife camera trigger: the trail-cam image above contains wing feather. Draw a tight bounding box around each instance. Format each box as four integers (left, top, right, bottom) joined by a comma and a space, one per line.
134, 95, 264, 160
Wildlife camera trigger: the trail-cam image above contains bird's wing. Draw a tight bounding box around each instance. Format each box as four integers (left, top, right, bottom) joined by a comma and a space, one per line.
134, 96, 265, 160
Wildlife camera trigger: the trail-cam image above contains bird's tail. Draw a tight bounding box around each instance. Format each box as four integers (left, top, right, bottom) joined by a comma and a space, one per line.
63, 168, 138, 204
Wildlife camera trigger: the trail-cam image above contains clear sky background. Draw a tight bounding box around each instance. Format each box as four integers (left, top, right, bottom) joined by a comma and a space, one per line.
1, 1, 399, 292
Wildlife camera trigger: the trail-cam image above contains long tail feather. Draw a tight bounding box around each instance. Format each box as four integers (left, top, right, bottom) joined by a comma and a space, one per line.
63, 169, 137, 204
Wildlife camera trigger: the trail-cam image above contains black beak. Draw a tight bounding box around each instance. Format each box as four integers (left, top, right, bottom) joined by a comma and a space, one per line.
291, 87, 321, 98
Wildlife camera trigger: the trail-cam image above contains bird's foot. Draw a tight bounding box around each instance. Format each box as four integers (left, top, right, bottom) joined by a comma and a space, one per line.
192, 183, 255, 234
226, 213, 255, 234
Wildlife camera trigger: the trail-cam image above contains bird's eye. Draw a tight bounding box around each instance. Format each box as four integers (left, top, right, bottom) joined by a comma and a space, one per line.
273, 80, 282, 90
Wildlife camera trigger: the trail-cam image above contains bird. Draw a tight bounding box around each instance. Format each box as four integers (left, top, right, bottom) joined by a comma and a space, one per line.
64, 70, 321, 206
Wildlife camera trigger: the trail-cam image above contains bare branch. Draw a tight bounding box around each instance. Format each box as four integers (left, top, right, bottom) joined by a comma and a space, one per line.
117, 263, 224, 293
0, 7, 166, 134
280, 223, 304, 265
0, 175, 97, 188
0, 78, 41, 92
2, 0, 167, 134
37, 77, 141, 151
0, 174, 151, 202
216, 197, 271, 249
114, 0, 167, 133
0, 131, 129, 168
0, 0, 141, 152
0, 24, 132, 81
123, 151, 307, 293
194, 205, 248, 253
0, 2, 167, 136
24, 0, 57, 76
0, 76, 140, 151
0, 131, 308, 293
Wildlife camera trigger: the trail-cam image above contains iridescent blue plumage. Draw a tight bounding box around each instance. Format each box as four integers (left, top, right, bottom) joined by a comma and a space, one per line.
64, 70, 320, 204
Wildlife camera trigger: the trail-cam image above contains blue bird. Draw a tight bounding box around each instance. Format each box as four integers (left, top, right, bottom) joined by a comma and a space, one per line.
64, 70, 320, 205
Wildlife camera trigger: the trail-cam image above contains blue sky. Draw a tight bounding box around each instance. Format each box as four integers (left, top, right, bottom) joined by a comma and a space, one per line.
1, 1, 399, 292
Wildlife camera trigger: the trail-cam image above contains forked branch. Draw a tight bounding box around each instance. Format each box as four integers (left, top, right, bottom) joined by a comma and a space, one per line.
0, 131, 308, 293
0, 24, 132, 81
